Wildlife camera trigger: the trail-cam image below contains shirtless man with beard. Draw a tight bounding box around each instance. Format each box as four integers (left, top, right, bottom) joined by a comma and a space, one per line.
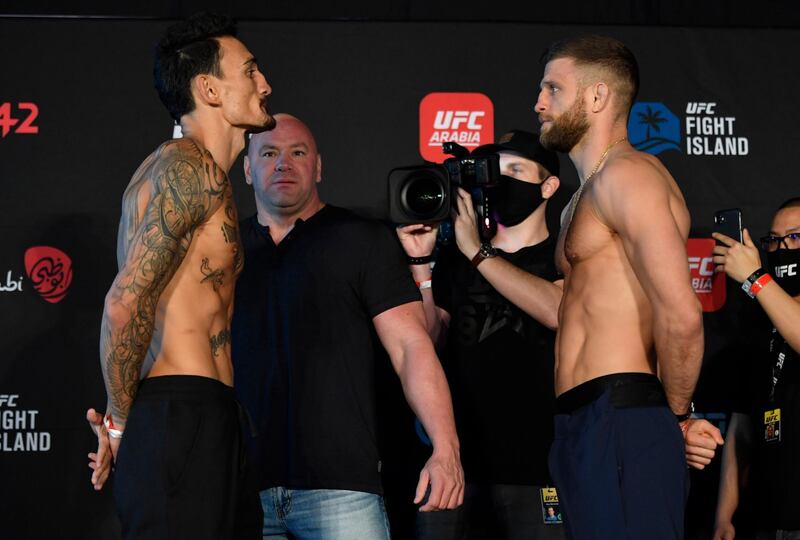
534, 35, 723, 539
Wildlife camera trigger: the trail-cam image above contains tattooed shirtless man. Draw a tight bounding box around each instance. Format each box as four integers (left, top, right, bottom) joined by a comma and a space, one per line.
85, 13, 273, 539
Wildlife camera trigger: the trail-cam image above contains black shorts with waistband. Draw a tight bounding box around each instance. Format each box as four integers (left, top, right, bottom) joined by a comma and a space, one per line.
113, 375, 261, 540
555, 372, 669, 413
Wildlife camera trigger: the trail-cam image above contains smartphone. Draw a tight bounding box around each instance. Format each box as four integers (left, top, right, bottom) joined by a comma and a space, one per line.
713, 208, 743, 244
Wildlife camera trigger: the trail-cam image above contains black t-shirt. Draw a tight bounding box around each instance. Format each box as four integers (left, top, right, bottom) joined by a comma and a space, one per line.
231, 206, 420, 494
433, 236, 558, 485
738, 330, 800, 529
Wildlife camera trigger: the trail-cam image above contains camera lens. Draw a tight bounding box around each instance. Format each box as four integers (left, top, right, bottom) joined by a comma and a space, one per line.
402, 174, 445, 217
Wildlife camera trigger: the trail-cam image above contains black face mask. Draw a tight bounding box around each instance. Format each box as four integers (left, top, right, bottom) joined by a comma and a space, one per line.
491, 175, 546, 227
766, 248, 800, 297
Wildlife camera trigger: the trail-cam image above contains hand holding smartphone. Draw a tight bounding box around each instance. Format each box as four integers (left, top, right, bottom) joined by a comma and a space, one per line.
713, 208, 743, 244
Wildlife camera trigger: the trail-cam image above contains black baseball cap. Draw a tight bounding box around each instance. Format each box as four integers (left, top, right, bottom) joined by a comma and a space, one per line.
473, 129, 560, 177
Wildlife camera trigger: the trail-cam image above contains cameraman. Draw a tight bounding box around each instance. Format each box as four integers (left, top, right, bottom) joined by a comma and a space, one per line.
712, 197, 800, 540
398, 130, 565, 540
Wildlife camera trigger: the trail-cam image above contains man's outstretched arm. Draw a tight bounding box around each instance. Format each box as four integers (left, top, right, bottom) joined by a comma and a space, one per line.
373, 301, 464, 512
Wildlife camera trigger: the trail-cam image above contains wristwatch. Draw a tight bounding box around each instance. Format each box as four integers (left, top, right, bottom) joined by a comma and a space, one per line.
470, 242, 497, 268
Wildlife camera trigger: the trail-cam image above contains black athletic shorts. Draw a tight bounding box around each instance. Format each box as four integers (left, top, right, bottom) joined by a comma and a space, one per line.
113, 375, 261, 540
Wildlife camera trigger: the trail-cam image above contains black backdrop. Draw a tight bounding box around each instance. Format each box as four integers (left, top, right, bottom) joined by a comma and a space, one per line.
1, 17, 796, 539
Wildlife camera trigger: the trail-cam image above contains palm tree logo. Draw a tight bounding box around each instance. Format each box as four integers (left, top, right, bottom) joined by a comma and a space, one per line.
638, 105, 667, 140
628, 102, 681, 155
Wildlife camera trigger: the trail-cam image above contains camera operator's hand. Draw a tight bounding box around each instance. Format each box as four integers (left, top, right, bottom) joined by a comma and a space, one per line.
712, 229, 762, 283
397, 224, 438, 259
453, 188, 481, 259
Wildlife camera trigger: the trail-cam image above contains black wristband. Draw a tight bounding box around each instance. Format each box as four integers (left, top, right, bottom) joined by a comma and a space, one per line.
741, 267, 768, 299
675, 402, 694, 422
407, 254, 433, 265
745, 268, 767, 282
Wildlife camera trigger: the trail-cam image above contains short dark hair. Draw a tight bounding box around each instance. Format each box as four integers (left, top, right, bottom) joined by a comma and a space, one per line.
778, 197, 800, 210
154, 13, 237, 122
541, 35, 639, 117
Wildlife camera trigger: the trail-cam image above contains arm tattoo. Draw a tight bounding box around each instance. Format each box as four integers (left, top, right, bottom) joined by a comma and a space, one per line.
209, 328, 231, 357
101, 142, 227, 423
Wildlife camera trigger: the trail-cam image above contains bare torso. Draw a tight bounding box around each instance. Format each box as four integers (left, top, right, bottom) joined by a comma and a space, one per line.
554, 150, 690, 395
116, 138, 242, 385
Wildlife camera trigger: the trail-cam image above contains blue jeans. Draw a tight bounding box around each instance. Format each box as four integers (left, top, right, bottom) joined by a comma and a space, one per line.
260, 487, 391, 539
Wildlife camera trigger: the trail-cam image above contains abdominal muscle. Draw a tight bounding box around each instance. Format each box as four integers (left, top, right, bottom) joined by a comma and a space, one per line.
555, 222, 656, 396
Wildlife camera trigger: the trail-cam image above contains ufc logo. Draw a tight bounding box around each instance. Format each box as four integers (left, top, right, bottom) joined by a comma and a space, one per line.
433, 111, 484, 130
685, 102, 716, 115
775, 264, 798, 278
688, 256, 714, 277
0, 395, 19, 407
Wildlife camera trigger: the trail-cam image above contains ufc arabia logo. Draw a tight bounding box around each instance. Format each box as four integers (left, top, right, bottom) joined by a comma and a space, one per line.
419, 93, 494, 163
775, 264, 797, 278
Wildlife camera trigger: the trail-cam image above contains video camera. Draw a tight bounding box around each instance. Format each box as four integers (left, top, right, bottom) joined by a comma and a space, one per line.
388, 142, 501, 241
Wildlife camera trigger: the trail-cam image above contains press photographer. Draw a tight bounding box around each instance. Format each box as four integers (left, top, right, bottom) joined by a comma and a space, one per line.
396, 130, 567, 539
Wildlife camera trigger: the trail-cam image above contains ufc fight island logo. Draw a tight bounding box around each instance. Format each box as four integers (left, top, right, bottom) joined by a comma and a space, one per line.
628, 101, 749, 157
687, 238, 725, 312
419, 93, 494, 163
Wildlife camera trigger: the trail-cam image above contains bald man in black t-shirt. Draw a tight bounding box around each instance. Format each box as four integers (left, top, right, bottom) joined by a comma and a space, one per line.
231, 114, 464, 539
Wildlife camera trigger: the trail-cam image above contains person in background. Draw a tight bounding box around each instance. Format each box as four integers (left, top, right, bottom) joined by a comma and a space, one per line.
713, 197, 800, 540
